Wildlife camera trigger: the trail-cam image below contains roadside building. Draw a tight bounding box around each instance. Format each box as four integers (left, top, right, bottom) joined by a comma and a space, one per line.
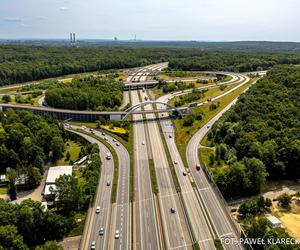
43, 166, 73, 202
267, 215, 281, 228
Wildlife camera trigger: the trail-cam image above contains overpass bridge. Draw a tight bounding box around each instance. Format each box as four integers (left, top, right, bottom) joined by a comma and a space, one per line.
0, 103, 187, 122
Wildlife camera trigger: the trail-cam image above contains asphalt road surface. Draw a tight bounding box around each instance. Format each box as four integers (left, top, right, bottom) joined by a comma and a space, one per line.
131, 90, 161, 250
70, 130, 114, 250
141, 90, 193, 250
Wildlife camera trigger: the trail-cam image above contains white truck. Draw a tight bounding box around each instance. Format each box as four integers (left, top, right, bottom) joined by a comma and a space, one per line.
106, 152, 111, 160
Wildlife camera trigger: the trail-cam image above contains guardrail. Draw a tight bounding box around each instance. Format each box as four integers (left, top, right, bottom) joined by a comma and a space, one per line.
203, 165, 253, 250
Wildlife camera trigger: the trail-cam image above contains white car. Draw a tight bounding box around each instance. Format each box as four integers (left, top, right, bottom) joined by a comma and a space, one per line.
116, 143, 120, 147
104, 137, 108, 141
112, 138, 116, 142
81, 126, 87, 130
174, 160, 178, 165
91, 241, 96, 249
142, 141, 145, 145
96, 206, 100, 214
99, 227, 104, 236
115, 230, 120, 239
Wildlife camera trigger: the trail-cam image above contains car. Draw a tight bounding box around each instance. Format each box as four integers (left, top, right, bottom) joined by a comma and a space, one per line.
102, 132, 105, 136
91, 241, 96, 249
81, 126, 87, 130
142, 141, 145, 145
174, 160, 178, 165
168, 134, 172, 138
196, 164, 201, 171
116, 143, 120, 147
170, 207, 176, 213
115, 230, 120, 239
182, 171, 187, 176
96, 206, 100, 214
99, 227, 104, 236
207, 125, 210, 129
104, 137, 108, 141
106, 181, 111, 186
112, 138, 116, 142
161, 114, 164, 117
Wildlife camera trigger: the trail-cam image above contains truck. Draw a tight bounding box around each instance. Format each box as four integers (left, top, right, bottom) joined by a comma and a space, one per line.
196, 164, 201, 171
106, 152, 111, 160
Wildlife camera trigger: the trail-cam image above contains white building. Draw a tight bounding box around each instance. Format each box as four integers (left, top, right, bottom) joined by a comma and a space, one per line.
43, 166, 73, 197
267, 215, 281, 228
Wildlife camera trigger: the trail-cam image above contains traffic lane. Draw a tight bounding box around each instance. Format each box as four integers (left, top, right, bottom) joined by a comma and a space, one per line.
143, 96, 191, 249
131, 90, 160, 250
70, 131, 113, 250
158, 112, 216, 249
133, 120, 160, 250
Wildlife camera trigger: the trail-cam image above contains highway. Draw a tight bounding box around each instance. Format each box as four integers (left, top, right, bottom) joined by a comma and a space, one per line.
141, 90, 193, 250
71, 125, 131, 250
185, 76, 252, 250
69, 130, 114, 250
131, 90, 161, 250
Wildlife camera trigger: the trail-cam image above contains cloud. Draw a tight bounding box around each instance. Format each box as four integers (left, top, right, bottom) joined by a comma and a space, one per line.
59, 6, 68, 11
3, 17, 24, 23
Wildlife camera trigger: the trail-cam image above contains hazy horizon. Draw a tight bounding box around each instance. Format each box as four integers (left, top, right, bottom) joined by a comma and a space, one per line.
1, 0, 300, 42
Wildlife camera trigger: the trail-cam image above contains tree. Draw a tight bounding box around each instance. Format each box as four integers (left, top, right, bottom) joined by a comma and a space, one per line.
65, 151, 71, 161
27, 167, 42, 189
35, 241, 63, 250
277, 193, 291, 208
34, 155, 45, 174
0, 225, 28, 250
7, 168, 17, 200
256, 196, 265, 210
2, 95, 11, 103
265, 198, 272, 208
182, 115, 195, 126
51, 175, 83, 212
50, 136, 64, 162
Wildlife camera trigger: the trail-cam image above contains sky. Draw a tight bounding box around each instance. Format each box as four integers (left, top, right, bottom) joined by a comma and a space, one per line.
0, 0, 299, 41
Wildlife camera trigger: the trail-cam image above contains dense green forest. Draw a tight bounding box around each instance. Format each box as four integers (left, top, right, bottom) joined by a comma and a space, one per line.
2, 45, 300, 86
206, 66, 300, 198
168, 52, 300, 72
0, 110, 66, 199
45, 76, 123, 110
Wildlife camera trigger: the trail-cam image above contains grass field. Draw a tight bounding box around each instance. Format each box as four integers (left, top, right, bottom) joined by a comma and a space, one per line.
272, 200, 300, 240
0, 186, 8, 195
174, 79, 255, 166
57, 140, 82, 165
168, 82, 240, 107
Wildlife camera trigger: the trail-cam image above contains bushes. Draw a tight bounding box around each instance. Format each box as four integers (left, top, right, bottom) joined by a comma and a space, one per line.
238, 196, 272, 216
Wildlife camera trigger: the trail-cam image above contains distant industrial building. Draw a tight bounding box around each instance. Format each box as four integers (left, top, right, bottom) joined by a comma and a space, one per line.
70, 33, 76, 45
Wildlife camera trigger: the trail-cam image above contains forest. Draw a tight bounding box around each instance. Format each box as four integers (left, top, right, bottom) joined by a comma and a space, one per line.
0, 110, 66, 199
168, 51, 300, 72
2, 45, 300, 85
45, 76, 123, 110
206, 65, 300, 198
0, 110, 102, 249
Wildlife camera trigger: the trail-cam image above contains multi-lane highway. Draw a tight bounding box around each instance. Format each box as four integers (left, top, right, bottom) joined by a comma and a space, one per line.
131, 90, 161, 250
141, 90, 192, 250
0, 62, 264, 250
69, 130, 114, 250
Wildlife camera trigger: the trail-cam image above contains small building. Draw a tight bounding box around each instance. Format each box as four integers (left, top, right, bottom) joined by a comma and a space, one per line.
43, 166, 73, 199
267, 215, 281, 228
